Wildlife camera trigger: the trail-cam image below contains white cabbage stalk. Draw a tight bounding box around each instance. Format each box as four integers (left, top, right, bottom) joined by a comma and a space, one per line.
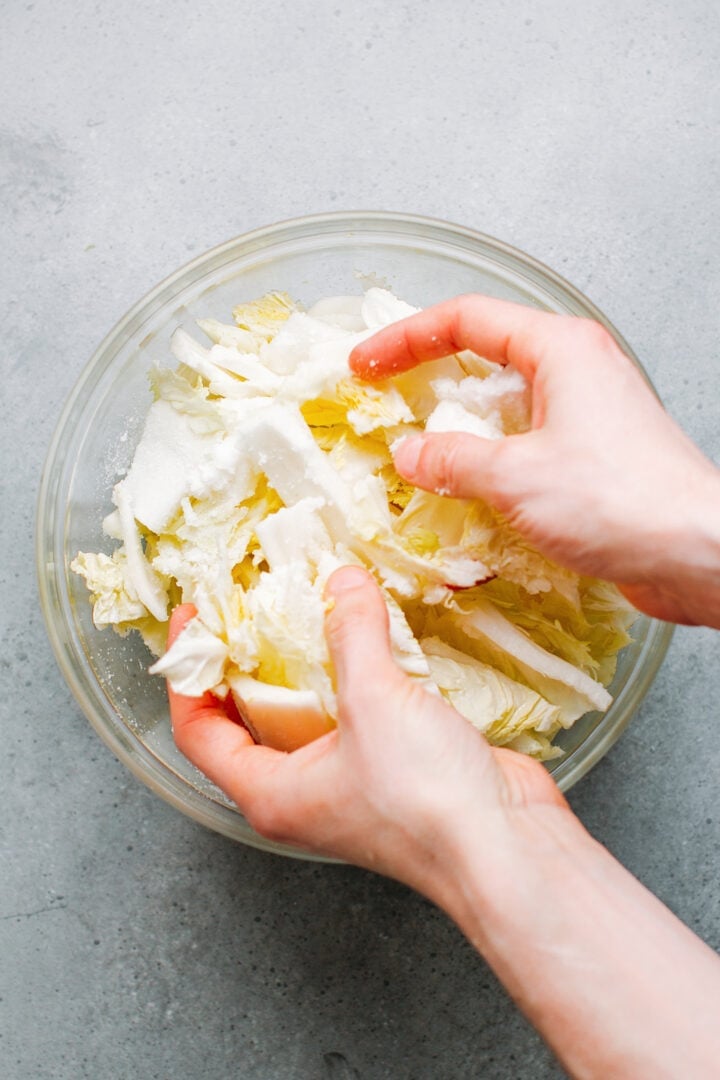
361, 287, 419, 328
421, 637, 562, 740
432, 599, 612, 725
227, 675, 333, 753
114, 485, 168, 622
196, 318, 260, 352
307, 294, 366, 332
431, 367, 532, 435
170, 328, 252, 399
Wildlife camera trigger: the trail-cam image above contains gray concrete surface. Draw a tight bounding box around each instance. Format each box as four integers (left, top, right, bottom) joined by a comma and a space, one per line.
2, 1, 719, 1077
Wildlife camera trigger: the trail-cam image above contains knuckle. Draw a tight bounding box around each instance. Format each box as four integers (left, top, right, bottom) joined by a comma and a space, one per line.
171, 722, 189, 755
340, 664, 403, 716
451, 294, 477, 340
420, 435, 464, 495
574, 317, 615, 351
482, 435, 541, 512
170, 708, 206, 753
326, 596, 367, 652
243, 796, 288, 842
476, 437, 509, 501
403, 319, 427, 367
325, 619, 351, 668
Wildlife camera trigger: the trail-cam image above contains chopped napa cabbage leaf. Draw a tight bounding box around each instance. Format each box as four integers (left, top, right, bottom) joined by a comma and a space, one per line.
431, 367, 532, 436
307, 294, 366, 332
300, 396, 351, 430
236, 401, 359, 536
151, 477, 280, 635
255, 497, 333, 571
149, 615, 229, 697
102, 508, 123, 540
574, 579, 637, 684
385, 594, 436, 684
425, 399, 501, 440
232, 291, 298, 340
228, 674, 334, 751
148, 365, 227, 434
261, 312, 358, 378
114, 485, 169, 622
205, 345, 282, 393
278, 336, 370, 400
170, 328, 258, 399
343, 382, 414, 436
321, 427, 391, 476
71, 550, 148, 627
361, 286, 419, 328
477, 576, 634, 682
245, 561, 337, 713
455, 349, 503, 379
389, 354, 467, 421
381, 463, 416, 512
151, 526, 233, 637
118, 397, 255, 534
196, 318, 261, 352
297, 378, 414, 437
421, 637, 563, 757
396, 490, 579, 602
419, 598, 611, 725
151, 478, 282, 642
503, 731, 563, 760
132, 614, 172, 658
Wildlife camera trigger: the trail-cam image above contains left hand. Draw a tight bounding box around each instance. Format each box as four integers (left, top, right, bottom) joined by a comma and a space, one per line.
167, 566, 567, 898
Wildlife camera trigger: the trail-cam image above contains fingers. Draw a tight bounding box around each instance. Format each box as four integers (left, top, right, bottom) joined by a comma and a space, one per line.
324, 566, 403, 708
166, 602, 198, 645
393, 429, 537, 504
165, 605, 285, 815
393, 431, 497, 501
349, 294, 557, 381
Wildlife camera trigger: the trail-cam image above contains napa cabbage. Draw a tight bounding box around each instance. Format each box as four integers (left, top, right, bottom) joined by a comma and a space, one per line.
72, 287, 638, 761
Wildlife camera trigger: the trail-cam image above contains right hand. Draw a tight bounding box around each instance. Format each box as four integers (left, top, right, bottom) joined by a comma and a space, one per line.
350, 295, 720, 626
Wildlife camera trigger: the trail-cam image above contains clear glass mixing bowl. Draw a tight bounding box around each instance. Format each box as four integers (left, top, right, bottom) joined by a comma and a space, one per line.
36, 211, 673, 857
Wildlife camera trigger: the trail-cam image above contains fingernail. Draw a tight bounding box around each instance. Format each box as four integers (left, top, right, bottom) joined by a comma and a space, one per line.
394, 435, 423, 477
328, 566, 369, 594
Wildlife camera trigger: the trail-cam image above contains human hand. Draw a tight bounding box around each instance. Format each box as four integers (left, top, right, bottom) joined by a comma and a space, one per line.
167, 549, 720, 1080
350, 295, 720, 626
168, 566, 566, 896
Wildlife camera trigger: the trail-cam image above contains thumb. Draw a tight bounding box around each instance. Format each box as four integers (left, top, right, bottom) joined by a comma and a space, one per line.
324, 566, 403, 707
393, 431, 509, 502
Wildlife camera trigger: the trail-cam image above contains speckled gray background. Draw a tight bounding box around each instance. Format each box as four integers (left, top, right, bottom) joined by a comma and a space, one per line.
2, 1, 719, 1077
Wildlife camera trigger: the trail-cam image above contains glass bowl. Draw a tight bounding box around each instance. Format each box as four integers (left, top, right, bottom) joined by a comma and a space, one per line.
37, 211, 673, 857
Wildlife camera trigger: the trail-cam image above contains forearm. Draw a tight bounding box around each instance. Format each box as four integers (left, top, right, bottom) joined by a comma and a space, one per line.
430, 806, 720, 1079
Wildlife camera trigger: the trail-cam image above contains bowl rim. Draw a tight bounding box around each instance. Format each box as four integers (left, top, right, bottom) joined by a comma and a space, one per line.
36, 209, 675, 856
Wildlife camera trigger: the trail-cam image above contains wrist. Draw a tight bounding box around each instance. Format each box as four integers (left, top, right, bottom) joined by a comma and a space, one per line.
417, 801, 593, 954
624, 467, 720, 627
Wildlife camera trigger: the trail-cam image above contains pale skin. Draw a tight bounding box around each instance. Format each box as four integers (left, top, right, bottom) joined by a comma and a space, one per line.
167, 296, 720, 1079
